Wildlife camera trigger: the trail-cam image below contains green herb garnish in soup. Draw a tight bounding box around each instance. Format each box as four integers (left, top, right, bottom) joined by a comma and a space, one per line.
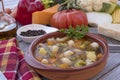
34, 25, 103, 68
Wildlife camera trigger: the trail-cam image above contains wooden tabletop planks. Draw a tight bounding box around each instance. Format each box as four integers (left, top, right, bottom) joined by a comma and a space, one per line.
92, 53, 120, 80
3, 0, 120, 80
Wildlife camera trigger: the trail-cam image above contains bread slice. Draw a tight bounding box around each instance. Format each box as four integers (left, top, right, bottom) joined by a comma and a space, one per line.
98, 24, 120, 41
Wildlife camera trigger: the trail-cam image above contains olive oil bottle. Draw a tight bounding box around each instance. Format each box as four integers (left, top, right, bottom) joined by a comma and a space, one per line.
0, 0, 17, 40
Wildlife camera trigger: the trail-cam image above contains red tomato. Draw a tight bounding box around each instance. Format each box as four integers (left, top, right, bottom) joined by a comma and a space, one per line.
50, 9, 88, 29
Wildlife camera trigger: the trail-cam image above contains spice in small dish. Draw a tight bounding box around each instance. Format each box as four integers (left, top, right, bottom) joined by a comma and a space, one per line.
20, 30, 46, 37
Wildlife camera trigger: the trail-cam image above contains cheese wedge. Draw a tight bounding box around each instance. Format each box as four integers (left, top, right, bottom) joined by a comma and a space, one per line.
98, 24, 120, 41
32, 4, 59, 25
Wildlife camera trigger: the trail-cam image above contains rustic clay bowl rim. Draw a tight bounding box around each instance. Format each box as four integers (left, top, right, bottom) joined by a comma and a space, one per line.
25, 32, 108, 72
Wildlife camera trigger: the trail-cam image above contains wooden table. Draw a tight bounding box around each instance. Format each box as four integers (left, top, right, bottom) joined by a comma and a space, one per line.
4, 0, 120, 80
18, 27, 120, 80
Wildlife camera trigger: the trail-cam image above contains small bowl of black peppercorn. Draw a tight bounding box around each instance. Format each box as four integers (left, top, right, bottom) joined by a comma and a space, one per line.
17, 24, 58, 43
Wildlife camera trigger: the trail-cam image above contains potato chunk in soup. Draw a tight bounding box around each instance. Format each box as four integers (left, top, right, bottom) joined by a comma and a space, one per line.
34, 36, 103, 68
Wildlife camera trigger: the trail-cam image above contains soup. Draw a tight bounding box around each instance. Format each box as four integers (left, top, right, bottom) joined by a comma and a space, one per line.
34, 36, 103, 68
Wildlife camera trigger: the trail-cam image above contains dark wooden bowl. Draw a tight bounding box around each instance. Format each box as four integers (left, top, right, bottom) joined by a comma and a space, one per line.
25, 32, 108, 80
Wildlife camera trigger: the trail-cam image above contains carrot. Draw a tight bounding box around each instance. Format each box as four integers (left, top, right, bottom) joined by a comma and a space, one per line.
97, 53, 103, 60
59, 63, 69, 68
49, 58, 57, 63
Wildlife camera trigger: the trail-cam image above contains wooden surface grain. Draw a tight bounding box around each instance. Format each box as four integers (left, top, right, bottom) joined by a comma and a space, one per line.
4, 0, 120, 80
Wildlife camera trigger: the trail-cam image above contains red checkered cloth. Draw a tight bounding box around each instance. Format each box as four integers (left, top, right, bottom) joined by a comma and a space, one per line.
0, 38, 41, 80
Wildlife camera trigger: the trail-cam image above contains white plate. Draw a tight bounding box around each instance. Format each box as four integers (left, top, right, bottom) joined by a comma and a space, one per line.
0, 23, 16, 32
17, 24, 58, 43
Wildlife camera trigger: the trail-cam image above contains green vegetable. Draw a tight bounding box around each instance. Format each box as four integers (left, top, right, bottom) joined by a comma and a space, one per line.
42, 0, 65, 7
53, 0, 65, 4
41, 0, 54, 8
74, 60, 86, 67
59, 25, 89, 39
99, 2, 117, 14
100, 3, 111, 12
116, 5, 120, 9
80, 41, 91, 49
107, 3, 116, 14
58, 0, 79, 11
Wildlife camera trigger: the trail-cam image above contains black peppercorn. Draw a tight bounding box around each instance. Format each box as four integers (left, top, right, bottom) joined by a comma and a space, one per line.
20, 29, 46, 37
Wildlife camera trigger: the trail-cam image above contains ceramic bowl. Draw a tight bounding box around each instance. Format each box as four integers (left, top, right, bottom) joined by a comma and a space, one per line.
17, 24, 58, 43
25, 32, 108, 80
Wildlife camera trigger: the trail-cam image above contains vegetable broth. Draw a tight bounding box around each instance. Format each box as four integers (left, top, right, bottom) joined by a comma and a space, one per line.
34, 36, 103, 68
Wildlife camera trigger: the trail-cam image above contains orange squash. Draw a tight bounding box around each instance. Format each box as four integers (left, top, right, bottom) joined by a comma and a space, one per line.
32, 4, 59, 25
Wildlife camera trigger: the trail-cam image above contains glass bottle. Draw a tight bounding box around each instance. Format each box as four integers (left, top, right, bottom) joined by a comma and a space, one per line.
0, 0, 17, 39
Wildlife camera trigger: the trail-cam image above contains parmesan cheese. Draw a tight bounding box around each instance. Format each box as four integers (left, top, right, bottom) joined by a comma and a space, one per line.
98, 23, 120, 41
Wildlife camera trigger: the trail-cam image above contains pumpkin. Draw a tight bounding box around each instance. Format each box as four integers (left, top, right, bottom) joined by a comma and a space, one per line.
32, 4, 59, 25
50, 9, 88, 29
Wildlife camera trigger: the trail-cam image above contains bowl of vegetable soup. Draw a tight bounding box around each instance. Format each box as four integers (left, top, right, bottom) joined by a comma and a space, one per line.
25, 26, 108, 80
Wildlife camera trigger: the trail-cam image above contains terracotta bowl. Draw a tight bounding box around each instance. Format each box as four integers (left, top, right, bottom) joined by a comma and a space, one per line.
25, 32, 108, 80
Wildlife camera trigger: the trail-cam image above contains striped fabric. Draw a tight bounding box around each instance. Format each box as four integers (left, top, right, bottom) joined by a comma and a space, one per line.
0, 38, 41, 80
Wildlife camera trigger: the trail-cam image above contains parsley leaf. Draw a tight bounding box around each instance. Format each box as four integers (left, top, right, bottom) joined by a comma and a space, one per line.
59, 25, 89, 39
